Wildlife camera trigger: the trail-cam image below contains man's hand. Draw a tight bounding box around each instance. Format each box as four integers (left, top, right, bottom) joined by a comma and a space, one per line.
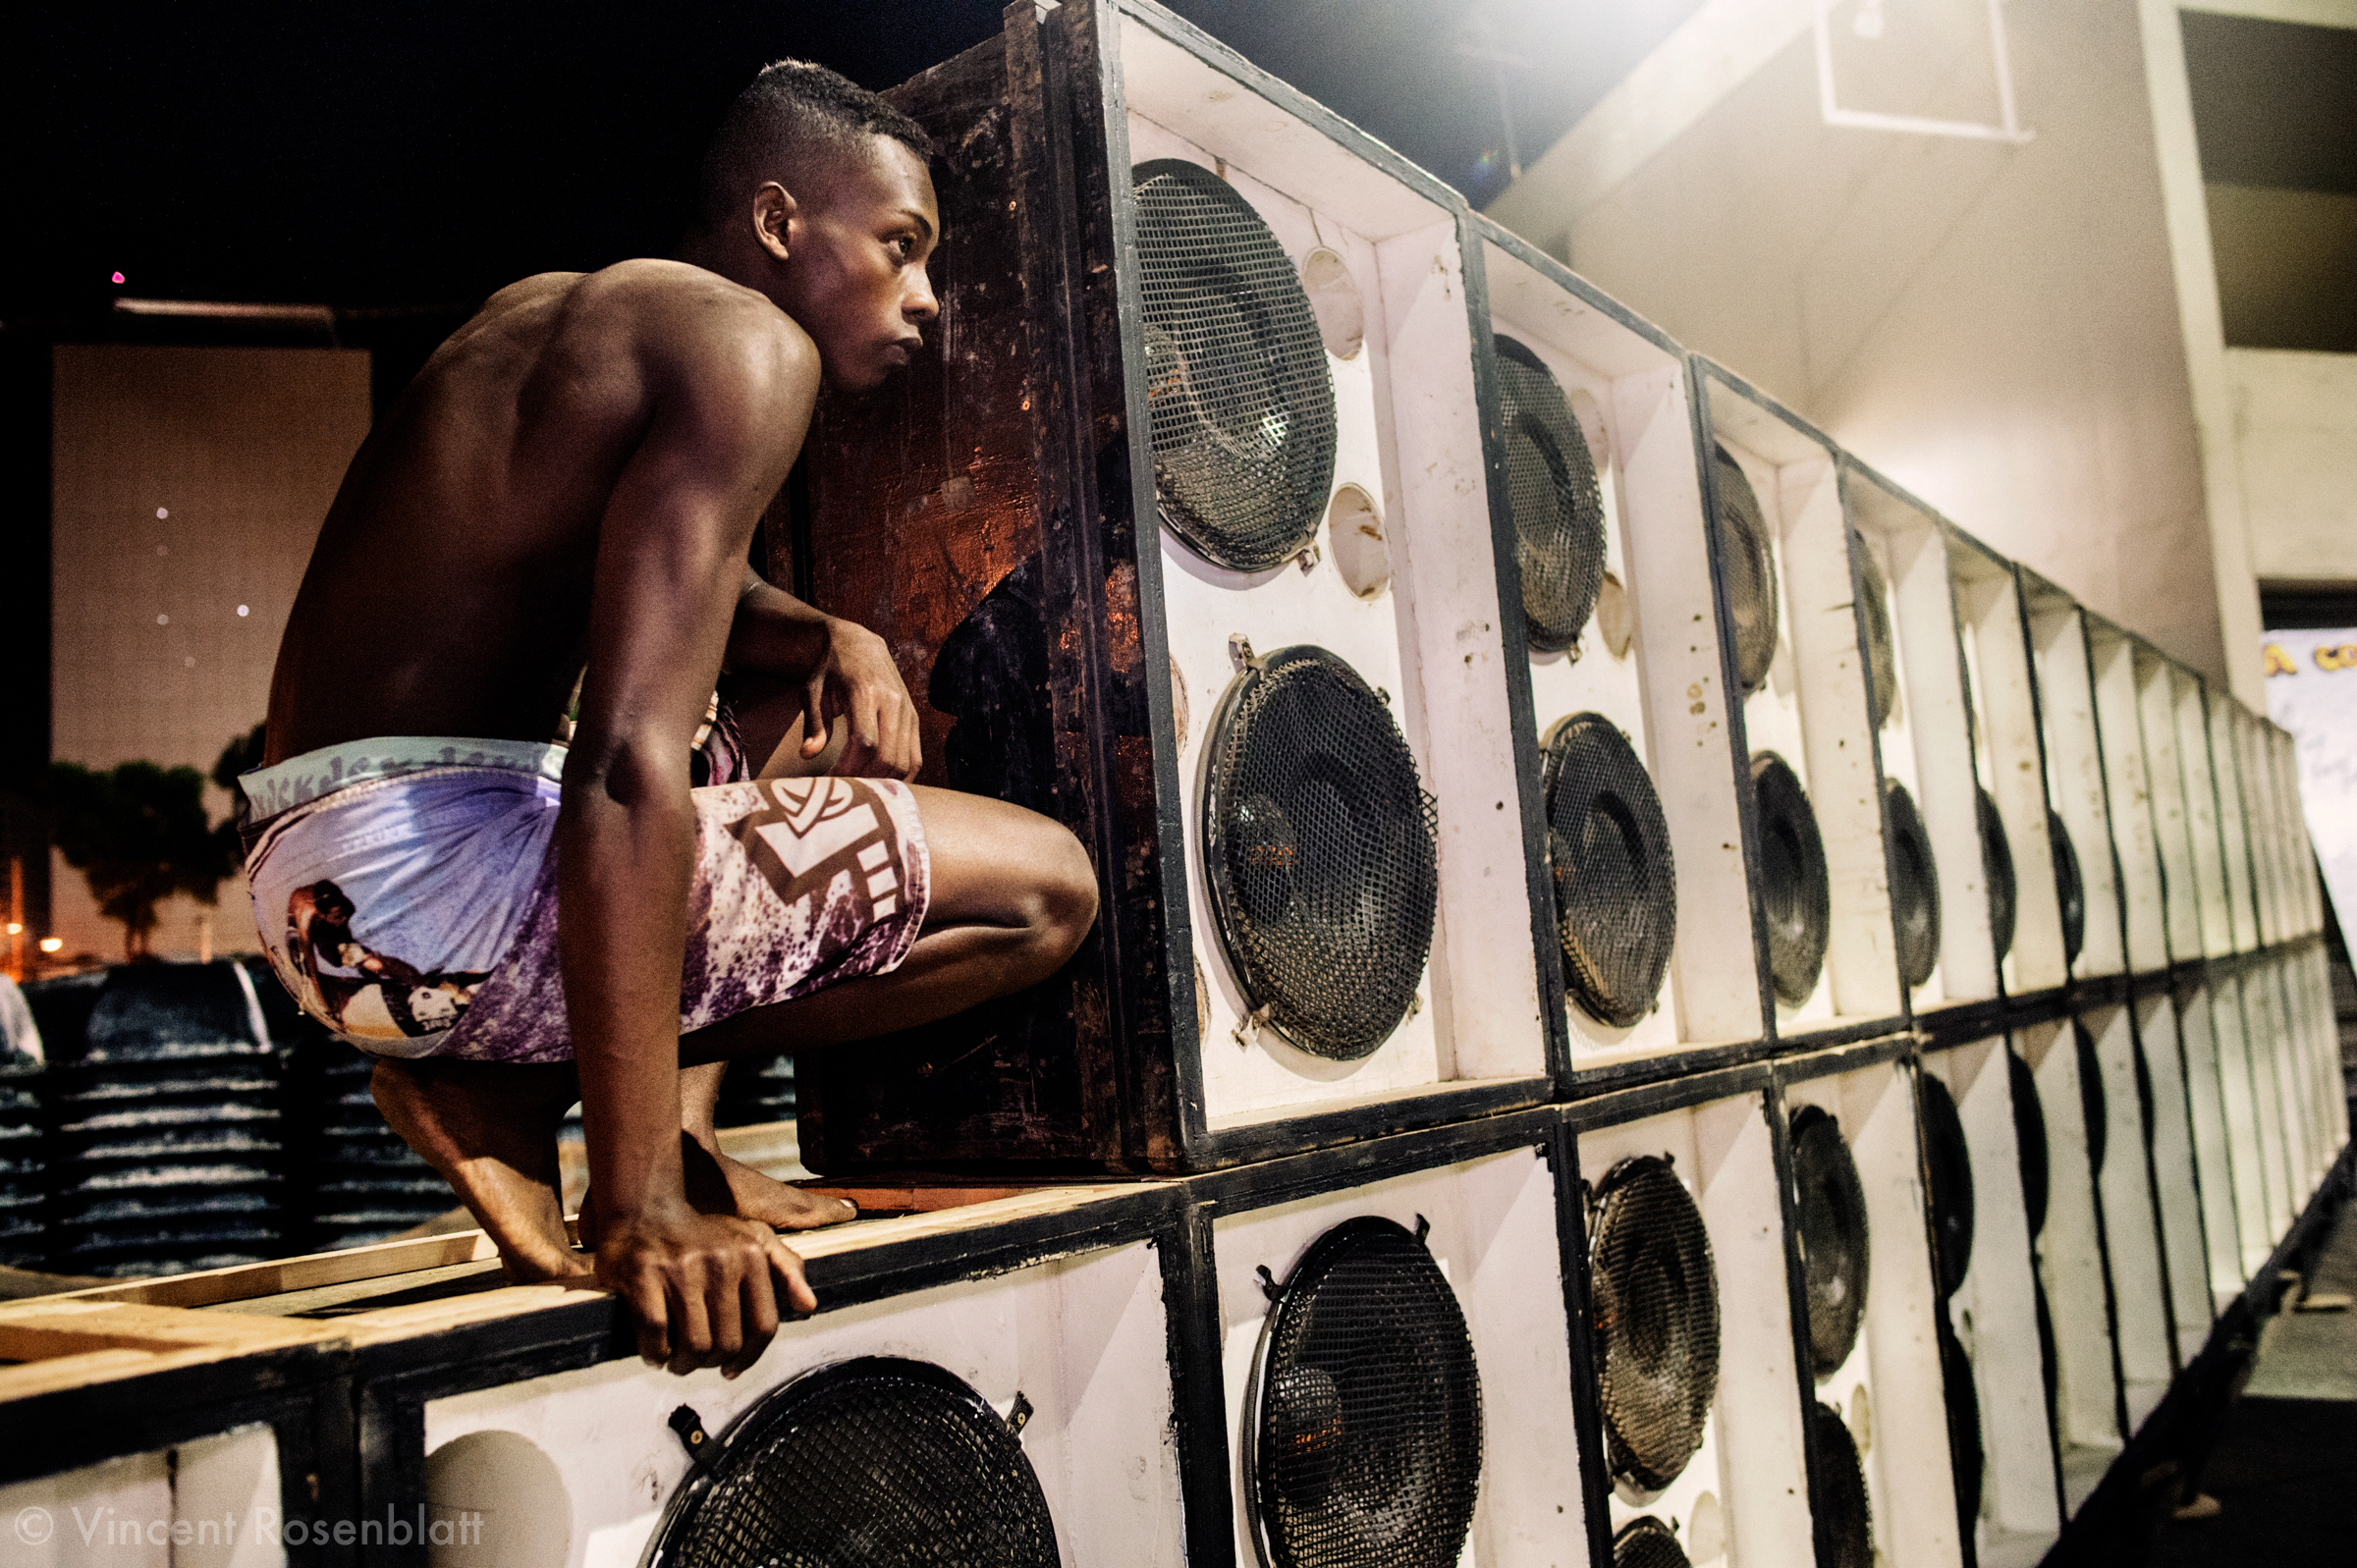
799, 618, 920, 780
596, 1200, 816, 1378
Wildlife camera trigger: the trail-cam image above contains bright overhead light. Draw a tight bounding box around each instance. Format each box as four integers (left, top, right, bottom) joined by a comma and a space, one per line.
38, 938, 64, 954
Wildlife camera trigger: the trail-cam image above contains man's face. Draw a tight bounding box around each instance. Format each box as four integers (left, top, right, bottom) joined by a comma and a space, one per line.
783, 137, 941, 394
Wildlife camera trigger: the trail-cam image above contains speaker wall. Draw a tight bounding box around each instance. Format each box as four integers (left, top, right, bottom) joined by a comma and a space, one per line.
2020, 577, 2128, 978
791, 0, 1554, 1169
2129, 992, 2218, 1363
1698, 365, 1901, 1037
1477, 223, 1763, 1071
2202, 689, 2260, 954
2084, 617, 2169, 972
2228, 706, 2286, 948
2076, 1007, 2173, 1433
1843, 468, 2000, 1009
2168, 669, 2237, 961
1575, 1084, 1815, 1565
2201, 975, 2280, 1277
2168, 979, 2255, 1305
1200, 1122, 1590, 1567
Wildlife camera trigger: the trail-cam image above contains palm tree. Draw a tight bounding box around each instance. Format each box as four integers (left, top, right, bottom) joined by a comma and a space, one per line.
45, 759, 240, 960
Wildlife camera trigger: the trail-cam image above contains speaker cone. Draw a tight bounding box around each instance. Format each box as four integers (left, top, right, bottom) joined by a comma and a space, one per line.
1807, 1401, 1874, 1568
1791, 1107, 1872, 1379
1854, 537, 1897, 731
1133, 159, 1339, 574
646, 1357, 1059, 1567
2075, 1021, 2107, 1175
1201, 646, 1440, 1060
1495, 336, 1608, 654
1978, 788, 2016, 962
1712, 446, 1781, 693
1614, 1517, 1692, 1568
1921, 1072, 1975, 1299
2009, 1048, 2049, 1238
1753, 753, 1832, 1006
1939, 1315, 1985, 1542
1544, 714, 1677, 1027
1590, 1156, 1721, 1497
1884, 780, 1942, 991
1246, 1217, 1484, 1568
2050, 809, 2086, 966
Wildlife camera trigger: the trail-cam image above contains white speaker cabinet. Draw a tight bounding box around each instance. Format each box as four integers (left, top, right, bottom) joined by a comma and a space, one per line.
2204, 691, 2262, 955
2169, 977, 2258, 1304
2009, 1017, 2121, 1512
2171, 671, 2239, 961
2074, 1003, 2175, 1433
1946, 530, 2068, 1000
1470, 219, 1762, 1079
1918, 1037, 2064, 1568
2084, 616, 2169, 974
1777, 1046, 1966, 1568
2233, 712, 2287, 947
1185, 1111, 1594, 1568
2127, 989, 2224, 1366
1693, 362, 1901, 1042
2133, 645, 2206, 967
2019, 570, 2127, 981
1844, 463, 2001, 1013
1567, 1070, 1814, 1567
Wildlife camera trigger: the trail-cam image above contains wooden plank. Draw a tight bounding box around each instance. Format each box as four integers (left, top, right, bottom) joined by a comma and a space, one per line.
55, 1230, 500, 1310
0, 1300, 346, 1361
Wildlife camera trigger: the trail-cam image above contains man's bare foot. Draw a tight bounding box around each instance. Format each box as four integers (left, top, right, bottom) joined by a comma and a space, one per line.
370, 1057, 591, 1284
576, 1136, 855, 1247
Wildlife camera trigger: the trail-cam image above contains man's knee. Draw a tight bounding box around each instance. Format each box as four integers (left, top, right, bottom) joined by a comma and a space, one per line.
1021, 820, 1099, 960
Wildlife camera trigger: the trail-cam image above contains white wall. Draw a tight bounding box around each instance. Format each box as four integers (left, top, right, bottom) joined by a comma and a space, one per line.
1487, 0, 2237, 691
2230, 349, 2357, 583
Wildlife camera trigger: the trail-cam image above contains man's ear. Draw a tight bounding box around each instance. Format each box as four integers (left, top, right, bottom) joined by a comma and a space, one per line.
752, 182, 797, 264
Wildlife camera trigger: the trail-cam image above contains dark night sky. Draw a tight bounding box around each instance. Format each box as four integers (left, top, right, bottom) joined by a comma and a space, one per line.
3, 1, 1700, 318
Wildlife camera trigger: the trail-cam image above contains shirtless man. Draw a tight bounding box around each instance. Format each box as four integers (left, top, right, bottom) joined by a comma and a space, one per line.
244, 62, 1097, 1377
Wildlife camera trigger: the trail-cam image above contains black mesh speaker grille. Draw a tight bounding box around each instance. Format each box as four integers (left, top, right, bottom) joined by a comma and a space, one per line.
1614, 1517, 1693, 1568
2134, 1032, 2157, 1151
1753, 753, 1832, 1005
1544, 714, 1677, 1027
1248, 1217, 1483, 1568
2009, 1048, 2049, 1237
1494, 336, 1608, 654
2075, 1021, 2108, 1174
1921, 1072, 1975, 1299
1134, 159, 1339, 574
1202, 645, 1439, 1060
1590, 1156, 1721, 1496
2050, 810, 2086, 966
1939, 1315, 1985, 1541
1791, 1106, 1871, 1379
1807, 1401, 1874, 1568
646, 1358, 1058, 1568
1885, 780, 1942, 991
1712, 446, 1781, 693
1979, 789, 2017, 962
1854, 538, 1897, 731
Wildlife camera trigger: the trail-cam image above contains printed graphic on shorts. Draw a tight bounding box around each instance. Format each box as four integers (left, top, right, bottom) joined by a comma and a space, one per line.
279, 879, 493, 1042
732, 776, 910, 923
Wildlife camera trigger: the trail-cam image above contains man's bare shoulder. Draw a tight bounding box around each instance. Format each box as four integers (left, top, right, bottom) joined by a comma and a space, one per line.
563, 260, 818, 388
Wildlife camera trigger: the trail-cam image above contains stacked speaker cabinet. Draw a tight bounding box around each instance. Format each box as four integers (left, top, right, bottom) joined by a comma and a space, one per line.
1692, 362, 1904, 1045
2125, 983, 2221, 1366
2233, 710, 2290, 948
1841, 463, 2002, 1024
2202, 690, 2262, 956
1916, 1038, 2064, 1568
2083, 616, 2169, 974
1566, 1068, 1814, 1566
1466, 218, 1764, 1083
2017, 570, 2123, 984
2167, 970, 2258, 1301
1945, 531, 2069, 1003
1776, 1044, 1966, 1568
792, 0, 1557, 1171
1177, 1111, 1593, 1568
2007, 1017, 2123, 1510
2070, 1002, 2179, 1431
335, 1186, 1190, 1568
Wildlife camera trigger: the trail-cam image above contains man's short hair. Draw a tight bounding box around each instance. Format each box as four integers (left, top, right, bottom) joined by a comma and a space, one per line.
696, 59, 934, 228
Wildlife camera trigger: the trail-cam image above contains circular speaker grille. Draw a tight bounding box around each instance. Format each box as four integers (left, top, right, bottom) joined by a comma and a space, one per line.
1921, 1072, 1975, 1299
1713, 446, 1781, 693
2133, 1032, 2157, 1151
1939, 1316, 1985, 1541
1807, 1402, 1874, 1568
647, 1358, 1058, 1568
1544, 714, 1677, 1027
1885, 780, 1942, 991
1248, 1217, 1483, 1568
1202, 646, 1439, 1060
1754, 753, 1832, 1005
1134, 159, 1338, 573
1979, 789, 2016, 962
1614, 1517, 1692, 1568
1791, 1106, 1871, 1379
1495, 336, 1608, 654
2009, 1048, 2049, 1238
1854, 539, 1897, 731
2050, 810, 2086, 966
2075, 1021, 2108, 1174
1590, 1156, 1722, 1496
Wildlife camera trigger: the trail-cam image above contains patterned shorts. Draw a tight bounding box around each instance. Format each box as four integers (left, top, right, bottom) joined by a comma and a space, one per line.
242, 738, 930, 1064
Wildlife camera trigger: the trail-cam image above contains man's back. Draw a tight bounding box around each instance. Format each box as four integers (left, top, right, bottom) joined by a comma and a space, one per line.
264, 261, 801, 765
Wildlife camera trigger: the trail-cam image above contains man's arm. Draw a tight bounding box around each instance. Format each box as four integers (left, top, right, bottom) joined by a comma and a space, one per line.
560, 289, 819, 1376
726, 571, 921, 779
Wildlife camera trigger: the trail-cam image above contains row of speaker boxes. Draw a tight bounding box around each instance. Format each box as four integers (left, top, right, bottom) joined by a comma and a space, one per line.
2, 987, 2341, 1568
755, 0, 2328, 1179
